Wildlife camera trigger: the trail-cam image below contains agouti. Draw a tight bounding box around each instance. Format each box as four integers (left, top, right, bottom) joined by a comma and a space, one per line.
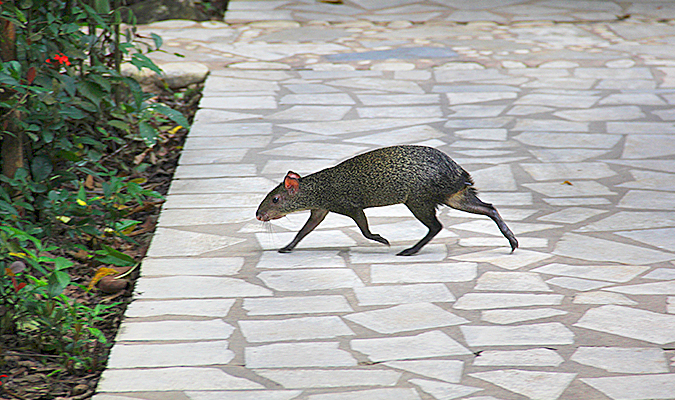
256, 145, 518, 256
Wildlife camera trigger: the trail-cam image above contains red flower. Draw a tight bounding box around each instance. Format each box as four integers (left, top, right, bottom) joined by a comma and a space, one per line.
45, 53, 71, 66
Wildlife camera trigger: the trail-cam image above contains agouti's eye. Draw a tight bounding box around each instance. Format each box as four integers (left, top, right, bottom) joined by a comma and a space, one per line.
272, 196, 280, 204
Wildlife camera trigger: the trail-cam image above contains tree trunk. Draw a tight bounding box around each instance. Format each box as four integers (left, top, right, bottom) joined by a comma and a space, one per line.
1, 17, 24, 179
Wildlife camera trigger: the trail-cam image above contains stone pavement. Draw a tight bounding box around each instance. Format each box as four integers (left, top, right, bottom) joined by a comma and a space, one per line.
94, 1, 675, 399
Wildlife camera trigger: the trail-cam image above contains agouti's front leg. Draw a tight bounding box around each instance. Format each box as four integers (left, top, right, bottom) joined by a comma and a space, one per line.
346, 209, 390, 247
279, 209, 329, 253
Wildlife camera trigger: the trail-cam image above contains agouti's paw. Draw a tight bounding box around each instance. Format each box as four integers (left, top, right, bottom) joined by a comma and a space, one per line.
278, 247, 293, 253
397, 247, 419, 256
370, 234, 390, 246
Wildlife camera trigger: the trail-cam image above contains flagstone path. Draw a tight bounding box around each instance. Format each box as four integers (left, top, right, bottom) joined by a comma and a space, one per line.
94, 1, 675, 399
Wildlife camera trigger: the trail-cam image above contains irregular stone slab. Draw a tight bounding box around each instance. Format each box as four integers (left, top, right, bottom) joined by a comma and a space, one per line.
370, 262, 477, 283
553, 233, 675, 265
163, 193, 260, 209
574, 305, 675, 344
571, 347, 668, 374
475, 271, 551, 292
470, 370, 576, 400
183, 135, 273, 151
280, 118, 442, 135
117, 319, 234, 341
515, 93, 598, 108
451, 248, 553, 270
107, 341, 234, 368
546, 277, 611, 291
446, 91, 517, 104
384, 360, 463, 383
576, 211, 675, 232
523, 181, 616, 197
513, 132, 620, 148
285, 83, 341, 94
575, 67, 653, 79
354, 283, 455, 306
261, 141, 367, 159
243, 295, 353, 316
327, 46, 457, 62
200, 96, 277, 110
529, 149, 610, 162
126, 299, 235, 318
141, 257, 243, 276
358, 105, 442, 118
344, 303, 468, 334
471, 164, 517, 191
186, 390, 302, 400
146, 228, 245, 257
350, 243, 448, 264
257, 269, 364, 291
581, 373, 675, 400
330, 77, 424, 94
435, 69, 512, 83
169, 177, 275, 194
512, 119, 589, 132
520, 162, 616, 181
280, 93, 354, 105
573, 291, 638, 306
256, 250, 345, 269
454, 128, 508, 141
479, 192, 533, 206
554, 106, 644, 121
605, 281, 675, 295
346, 125, 443, 146
246, 342, 357, 368
265, 106, 351, 121
607, 159, 675, 173
307, 388, 421, 400
135, 276, 272, 299
351, 330, 472, 362
98, 367, 262, 392
619, 190, 675, 211
600, 93, 665, 105
609, 121, 675, 135
173, 164, 256, 179
481, 308, 567, 325
240, 316, 354, 343
255, 230, 358, 251
357, 94, 439, 105
474, 348, 564, 367
454, 293, 564, 310
445, 117, 514, 129
158, 207, 255, 226
460, 236, 547, 249
537, 207, 607, 224
411, 379, 482, 400
255, 369, 401, 389
615, 228, 675, 252
461, 323, 574, 347
544, 197, 611, 206
618, 170, 675, 192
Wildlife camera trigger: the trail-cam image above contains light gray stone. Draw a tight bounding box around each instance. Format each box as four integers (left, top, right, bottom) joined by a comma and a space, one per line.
158, 207, 255, 226
619, 190, 675, 211
454, 128, 508, 141
605, 281, 675, 295
256, 251, 345, 269
515, 93, 598, 108
354, 283, 455, 306
461, 323, 574, 347
350, 330, 472, 362
384, 360, 463, 383
357, 106, 442, 118
344, 303, 468, 334
350, 244, 448, 264
169, 177, 275, 194
512, 119, 589, 132
574, 305, 675, 344
370, 262, 477, 283
576, 211, 675, 232
345, 125, 443, 146
615, 227, 675, 252
618, 170, 675, 192
520, 162, 616, 181
553, 233, 675, 265
107, 341, 234, 368
257, 269, 364, 291
265, 106, 351, 121
481, 308, 567, 325
411, 379, 482, 400
200, 96, 277, 110
173, 164, 256, 179
117, 319, 234, 342
186, 391, 300, 400
610, 123, 675, 135
600, 93, 665, 105
475, 271, 551, 292
280, 93, 354, 105
243, 296, 353, 316
573, 291, 638, 306
446, 91, 517, 104
451, 248, 553, 270
98, 367, 263, 392
523, 181, 616, 197
474, 348, 564, 367
554, 106, 644, 121
471, 165, 517, 191
546, 277, 612, 291
529, 149, 610, 162
470, 370, 576, 400
279, 118, 442, 135
454, 293, 564, 310
146, 228, 246, 257
575, 67, 653, 79
449, 105, 507, 118
513, 132, 620, 148
246, 342, 357, 368
240, 316, 354, 342
644, 268, 675, 280
581, 374, 675, 400
571, 347, 669, 374
125, 299, 235, 318
537, 207, 607, 224
135, 276, 272, 299
140, 257, 243, 276
357, 94, 439, 105
255, 369, 401, 389
307, 388, 421, 400
255, 230, 357, 251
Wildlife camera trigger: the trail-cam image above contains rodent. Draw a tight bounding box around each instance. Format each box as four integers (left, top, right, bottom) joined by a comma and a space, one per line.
256, 145, 518, 256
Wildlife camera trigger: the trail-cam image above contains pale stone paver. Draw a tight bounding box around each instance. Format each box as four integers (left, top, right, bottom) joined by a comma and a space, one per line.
95, 1, 675, 399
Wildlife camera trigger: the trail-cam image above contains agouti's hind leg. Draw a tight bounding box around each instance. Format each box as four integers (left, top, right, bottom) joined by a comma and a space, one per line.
399, 202, 442, 256
345, 209, 390, 247
446, 189, 518, 252
279, 209, 329, 253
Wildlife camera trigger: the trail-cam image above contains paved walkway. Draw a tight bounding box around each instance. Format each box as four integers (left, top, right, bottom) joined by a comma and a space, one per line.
94, 1, 675, 399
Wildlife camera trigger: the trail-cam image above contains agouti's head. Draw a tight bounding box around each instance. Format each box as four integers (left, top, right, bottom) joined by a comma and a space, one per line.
256, 171, 302, 222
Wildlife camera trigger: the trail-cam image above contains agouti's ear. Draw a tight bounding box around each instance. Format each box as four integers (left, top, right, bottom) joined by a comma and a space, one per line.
284, 171, 301, 195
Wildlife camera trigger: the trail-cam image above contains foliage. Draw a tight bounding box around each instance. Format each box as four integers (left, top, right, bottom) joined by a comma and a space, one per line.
0, 0, 189, 373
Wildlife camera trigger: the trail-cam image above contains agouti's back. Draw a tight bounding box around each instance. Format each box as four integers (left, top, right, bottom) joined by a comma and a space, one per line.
256, 145, 518, 256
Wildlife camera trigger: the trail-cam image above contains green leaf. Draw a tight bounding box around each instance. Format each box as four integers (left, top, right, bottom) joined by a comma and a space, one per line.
130, 53, 162, 75
31, 155, 53, 182
138, 121, 159, 146
77, 80, 105, 108
150, 103, 189, 128
107, 119, 130, 132
151, 33, 163, 50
